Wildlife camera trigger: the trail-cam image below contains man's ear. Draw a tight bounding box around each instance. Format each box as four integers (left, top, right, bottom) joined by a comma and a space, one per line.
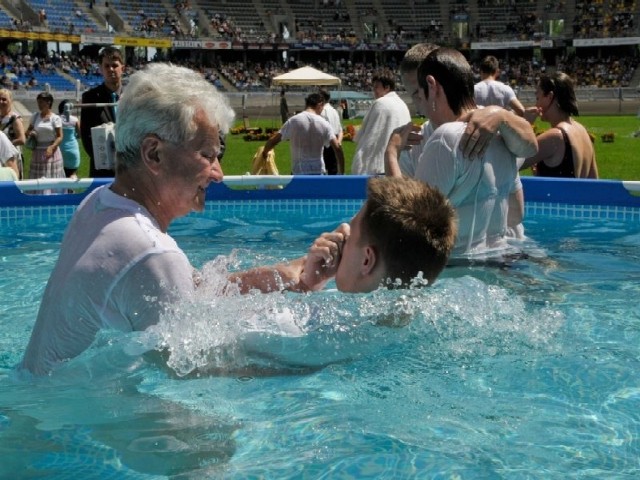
426, 75, 438, 94
361, 245, 378, 276
140, 135, 163, 173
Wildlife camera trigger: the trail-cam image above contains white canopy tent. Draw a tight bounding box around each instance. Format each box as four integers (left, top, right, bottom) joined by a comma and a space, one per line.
272, 66, 341, 87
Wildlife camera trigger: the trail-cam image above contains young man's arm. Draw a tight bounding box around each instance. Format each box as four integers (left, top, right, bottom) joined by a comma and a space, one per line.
227, 224, 350, 294
459, 106, 538, 159
262, 132, 282, 158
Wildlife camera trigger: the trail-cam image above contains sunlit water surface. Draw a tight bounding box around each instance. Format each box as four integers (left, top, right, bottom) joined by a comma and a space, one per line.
1, 207, 639, 479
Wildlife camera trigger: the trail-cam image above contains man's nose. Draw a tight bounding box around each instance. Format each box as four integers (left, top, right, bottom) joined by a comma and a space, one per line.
210, 160, 223, 183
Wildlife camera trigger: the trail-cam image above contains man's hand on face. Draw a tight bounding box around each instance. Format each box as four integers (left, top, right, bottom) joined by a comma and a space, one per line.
299, 223, 350, 291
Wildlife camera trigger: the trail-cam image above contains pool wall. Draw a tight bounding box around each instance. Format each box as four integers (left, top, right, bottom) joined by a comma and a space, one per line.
1, 177, 639, 224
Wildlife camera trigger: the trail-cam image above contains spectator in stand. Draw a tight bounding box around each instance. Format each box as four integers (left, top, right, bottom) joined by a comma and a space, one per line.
0, 88, 26, 179
262, 93, 344, 175
80, 46, 124, 178
58, 100, 82, 178
25, 92, 65, 190
351, 70, 411, 175
474, 55, 526, 116
319, 89, 344, 175
522, 72, 598, 178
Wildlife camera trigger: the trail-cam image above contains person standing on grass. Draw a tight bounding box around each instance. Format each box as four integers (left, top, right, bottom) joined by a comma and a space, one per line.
474, 55, 526, 117
0, 88, 26, 179
280, 89, 290, 124
262, 93, 344, 175
351, 70, 411, 175
319, 89, 344, 175
80, 46, 124, 178
58, 100, 82, 178
25, 92, 64, 189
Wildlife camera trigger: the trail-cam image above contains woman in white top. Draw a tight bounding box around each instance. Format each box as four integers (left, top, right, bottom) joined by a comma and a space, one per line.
25, 91, 64, 185
0, 88, 26, 178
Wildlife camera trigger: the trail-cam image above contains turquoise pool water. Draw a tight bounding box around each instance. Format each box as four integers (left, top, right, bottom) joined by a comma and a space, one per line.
1, 199, 639, 478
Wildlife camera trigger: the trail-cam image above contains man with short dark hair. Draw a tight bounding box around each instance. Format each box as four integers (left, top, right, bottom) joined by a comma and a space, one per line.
80, 46, 125, 178
262, 93, 343, 175
351, 70, 411, 175
301, 176, 457, 292
474, 55, 526, 116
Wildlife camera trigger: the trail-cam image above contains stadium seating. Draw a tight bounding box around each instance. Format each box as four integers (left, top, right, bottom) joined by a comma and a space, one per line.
0, 8, 14, 29
28, 0, 100, 33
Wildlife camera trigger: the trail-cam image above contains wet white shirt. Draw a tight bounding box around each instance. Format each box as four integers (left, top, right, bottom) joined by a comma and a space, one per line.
20, 186, 195, 375
280, 111, 335, 174
415, 121, 517, 256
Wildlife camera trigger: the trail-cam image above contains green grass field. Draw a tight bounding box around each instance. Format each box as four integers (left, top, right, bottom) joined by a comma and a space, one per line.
23, 115, 640, 181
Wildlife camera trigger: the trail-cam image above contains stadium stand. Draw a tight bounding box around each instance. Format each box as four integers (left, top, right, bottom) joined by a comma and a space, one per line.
0, 0, 638, 95
28, 0, 100, 33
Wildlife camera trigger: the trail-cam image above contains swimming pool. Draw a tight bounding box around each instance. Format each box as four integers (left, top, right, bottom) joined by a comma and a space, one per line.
1, 177, 639, 478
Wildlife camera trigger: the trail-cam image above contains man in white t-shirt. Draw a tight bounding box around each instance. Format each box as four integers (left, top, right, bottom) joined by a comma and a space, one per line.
351, 70, 411, 175
262, 93, 344, 175
20, 65, 342, 376
386, 44, 537, 245
386, 48, 538, 257
474, 55, 526, 116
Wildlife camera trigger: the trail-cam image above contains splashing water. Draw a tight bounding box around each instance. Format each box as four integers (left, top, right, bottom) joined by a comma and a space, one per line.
143, 254, 564, 378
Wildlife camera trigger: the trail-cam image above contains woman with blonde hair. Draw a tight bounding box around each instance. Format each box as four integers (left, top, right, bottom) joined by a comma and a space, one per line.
522, 72, 598, 178
0, 88, 26, 178
25, 92, 65, 189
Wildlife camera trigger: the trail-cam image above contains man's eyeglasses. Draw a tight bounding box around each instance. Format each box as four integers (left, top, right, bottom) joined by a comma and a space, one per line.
217, 134, 226, 163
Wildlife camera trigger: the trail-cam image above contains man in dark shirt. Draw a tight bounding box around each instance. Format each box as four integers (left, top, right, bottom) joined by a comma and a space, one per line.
80, 46, 124, 178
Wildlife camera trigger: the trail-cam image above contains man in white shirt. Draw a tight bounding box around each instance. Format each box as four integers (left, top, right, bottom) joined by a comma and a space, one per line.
386, 47, 538, 257
351, 71, 411, 175
474, 55, 526, 116
386, 44, 537, 245
20, 65, 341, 376
262, 93, 344, 175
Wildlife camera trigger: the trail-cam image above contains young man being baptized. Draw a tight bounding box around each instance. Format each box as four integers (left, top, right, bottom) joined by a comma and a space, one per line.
205, 176, 459, 372
227, 175, 457, 296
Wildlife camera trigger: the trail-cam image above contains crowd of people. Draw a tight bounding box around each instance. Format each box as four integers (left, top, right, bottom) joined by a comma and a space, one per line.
3, 0, 637, 48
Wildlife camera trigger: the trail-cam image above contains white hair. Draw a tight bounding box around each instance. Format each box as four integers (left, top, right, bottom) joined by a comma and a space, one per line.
115, 62, 235, 168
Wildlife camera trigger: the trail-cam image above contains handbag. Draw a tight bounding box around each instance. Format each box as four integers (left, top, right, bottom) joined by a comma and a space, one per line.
25, 135, 37, 150
25, 112, 38, 150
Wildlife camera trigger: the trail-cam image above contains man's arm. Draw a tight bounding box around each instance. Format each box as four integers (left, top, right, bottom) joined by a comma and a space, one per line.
227, 258, 307, 294
509, 97, 526, 117
330, 138, 345, 174
262, 132, 282, 157
80, 91, 96, 161
384, 122, 422, 177
459, 106, 537, 159
227, 223, 350, 294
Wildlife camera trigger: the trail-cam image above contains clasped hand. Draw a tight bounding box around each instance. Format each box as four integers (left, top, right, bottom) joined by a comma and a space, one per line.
299, 223, 350, 291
